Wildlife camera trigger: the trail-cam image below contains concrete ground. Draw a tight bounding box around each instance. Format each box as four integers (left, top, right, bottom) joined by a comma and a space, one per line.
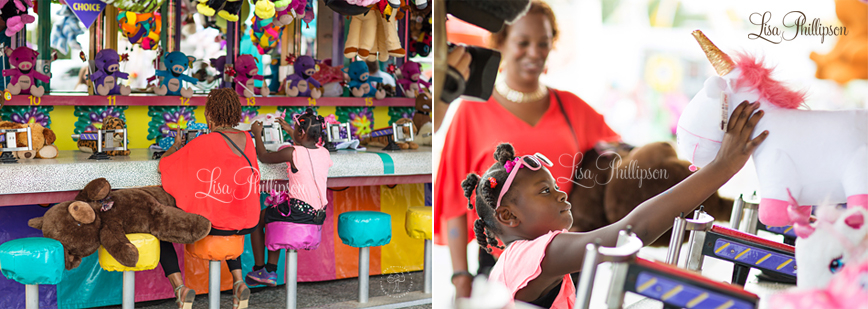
96, 272, 431, 309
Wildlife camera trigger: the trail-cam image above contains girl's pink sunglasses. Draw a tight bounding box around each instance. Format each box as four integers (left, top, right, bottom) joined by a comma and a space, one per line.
496, 153, 553, 209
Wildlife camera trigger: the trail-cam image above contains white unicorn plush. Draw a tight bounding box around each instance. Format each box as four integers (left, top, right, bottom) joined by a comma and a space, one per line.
676, 30, 868, 227
789, 204, 868, 288
235, 110, 289, 152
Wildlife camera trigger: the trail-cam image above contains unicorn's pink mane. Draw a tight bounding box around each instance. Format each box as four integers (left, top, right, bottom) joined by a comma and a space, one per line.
733, 53, 806, 109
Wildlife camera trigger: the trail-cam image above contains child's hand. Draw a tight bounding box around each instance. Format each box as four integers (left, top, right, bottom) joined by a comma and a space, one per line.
250, 121, 263, 135
173, 128, 186, 147
712, 101, 769, 175
276, 117, 292, 132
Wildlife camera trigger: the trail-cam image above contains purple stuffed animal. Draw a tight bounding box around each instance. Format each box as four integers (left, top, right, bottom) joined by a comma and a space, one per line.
91, 49, 131, 96
397, 61, 429, 98
284, 56, 322, 99
3, 46, 49, 96
235, 54, 270, 97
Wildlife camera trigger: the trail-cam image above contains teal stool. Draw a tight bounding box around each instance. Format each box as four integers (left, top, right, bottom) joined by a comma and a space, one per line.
0, 238, 65, 309
338, 211, 392, 303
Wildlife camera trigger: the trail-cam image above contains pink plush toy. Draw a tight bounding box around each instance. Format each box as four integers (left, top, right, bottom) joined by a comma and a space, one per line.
771, 257, 868, 309
234, 54, 270, 98
397, 61, 430, 98
1, 0, 35, 37
3, 46, 49, 96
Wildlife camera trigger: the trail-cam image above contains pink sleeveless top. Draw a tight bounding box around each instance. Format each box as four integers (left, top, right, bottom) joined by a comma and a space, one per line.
489, 229, 575, 309
278, 145, 332, 209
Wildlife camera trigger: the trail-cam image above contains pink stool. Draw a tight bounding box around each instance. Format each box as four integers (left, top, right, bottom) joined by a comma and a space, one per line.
265, 222, 323, 309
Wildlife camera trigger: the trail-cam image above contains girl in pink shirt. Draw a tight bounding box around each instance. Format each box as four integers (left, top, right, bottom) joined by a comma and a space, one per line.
245, 108, 333, 286
461, 102, 768, 308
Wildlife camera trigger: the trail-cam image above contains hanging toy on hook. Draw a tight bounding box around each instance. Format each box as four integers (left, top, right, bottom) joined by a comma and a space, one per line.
198, 0, 275, 22
0, 0, 35, 37
250, 14, 281, 54
50, 6, 84, 55
117, 11, 162, 50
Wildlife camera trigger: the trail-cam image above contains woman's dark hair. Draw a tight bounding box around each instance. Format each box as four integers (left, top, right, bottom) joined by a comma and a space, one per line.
205, 88, 243, 128
461, 143, 517, 253
295, 108, 326, 143
489, 0, 559, 49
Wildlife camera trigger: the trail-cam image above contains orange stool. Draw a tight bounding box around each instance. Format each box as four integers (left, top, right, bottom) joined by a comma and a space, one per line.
185, 235, 245, 309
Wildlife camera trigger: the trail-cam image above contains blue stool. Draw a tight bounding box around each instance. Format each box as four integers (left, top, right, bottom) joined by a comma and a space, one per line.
338, 211, 392, 303
0, 238, 65, 309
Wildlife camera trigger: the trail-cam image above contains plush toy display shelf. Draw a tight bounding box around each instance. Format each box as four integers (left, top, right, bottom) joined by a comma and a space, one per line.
1, 94, 417, 107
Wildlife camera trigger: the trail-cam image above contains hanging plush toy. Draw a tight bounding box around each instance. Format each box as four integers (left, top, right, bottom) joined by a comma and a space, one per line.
407, 4, 431, 57
117, 11, 161, 50
676, 30, 868, 227
342, 60, 386, 99
3, 46, 49, 97
90, 49, 132, 96
154, 51, 197, 98
343, 1, 406, 62
250, 15, 281, 54
234, 54, 270, 97
197, 0, 244, 21
788, 204, 868, 289
283, 55, 323, 98
50, 6, 84, 55
198, 0, 275, 22
397, 61, 429, 98
0, 0, 34, 37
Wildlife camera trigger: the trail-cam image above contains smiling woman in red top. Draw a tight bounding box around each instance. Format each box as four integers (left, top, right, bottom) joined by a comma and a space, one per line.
159, 88, 260, 309
435, 0, 621, 299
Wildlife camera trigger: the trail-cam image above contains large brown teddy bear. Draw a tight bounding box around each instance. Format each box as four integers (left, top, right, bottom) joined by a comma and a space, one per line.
809, 0, 867, 84
28, 178, 212, 270
569, 142, 733, 246
0, 121, 58, 159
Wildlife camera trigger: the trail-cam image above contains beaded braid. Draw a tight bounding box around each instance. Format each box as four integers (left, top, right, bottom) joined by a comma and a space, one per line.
459, 143, 518, 253
296, 108, 326, 143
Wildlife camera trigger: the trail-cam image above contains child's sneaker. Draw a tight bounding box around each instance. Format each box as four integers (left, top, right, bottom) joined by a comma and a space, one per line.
245, 268, 277, 287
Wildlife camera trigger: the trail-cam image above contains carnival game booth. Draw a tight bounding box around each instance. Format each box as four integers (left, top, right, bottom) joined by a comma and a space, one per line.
0, 0, 433, 308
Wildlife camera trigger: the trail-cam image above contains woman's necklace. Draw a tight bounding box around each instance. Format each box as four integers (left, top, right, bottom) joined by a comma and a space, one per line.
495, 80, 547, 104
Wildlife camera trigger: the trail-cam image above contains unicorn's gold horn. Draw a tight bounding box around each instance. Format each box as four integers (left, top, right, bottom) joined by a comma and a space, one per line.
692, 30, 735, 76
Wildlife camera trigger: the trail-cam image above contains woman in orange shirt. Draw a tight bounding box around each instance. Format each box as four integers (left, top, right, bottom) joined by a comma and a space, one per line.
435, 0, 621, 298
159, 88, 260, 309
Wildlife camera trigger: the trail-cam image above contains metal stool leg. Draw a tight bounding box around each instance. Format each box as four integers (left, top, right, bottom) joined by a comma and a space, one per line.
123, 271, 135, 309
25, 284, 38, 309
209, 260, 220, 309
359, 247, 370, 303
286, 249, 298, 309
424, 240, 432, 294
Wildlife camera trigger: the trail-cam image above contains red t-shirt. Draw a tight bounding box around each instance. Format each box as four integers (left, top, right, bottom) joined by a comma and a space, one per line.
160, 131, 261, 231
434, 89, 620, 246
